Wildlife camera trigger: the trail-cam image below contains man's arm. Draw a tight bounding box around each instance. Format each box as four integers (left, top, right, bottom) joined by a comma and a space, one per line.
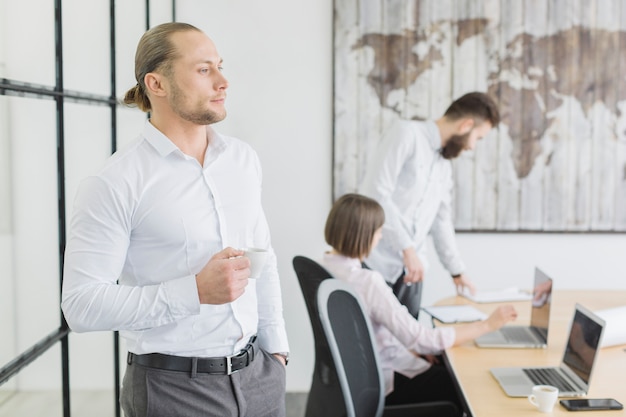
250, 153, 289, 357
402, 246, 425, 283
429, 168, 475, 294
61, 177, 202, 332
254, 243, 289, 356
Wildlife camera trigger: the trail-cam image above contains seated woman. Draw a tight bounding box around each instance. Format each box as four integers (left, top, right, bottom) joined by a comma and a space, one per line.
319, 193, 517, 412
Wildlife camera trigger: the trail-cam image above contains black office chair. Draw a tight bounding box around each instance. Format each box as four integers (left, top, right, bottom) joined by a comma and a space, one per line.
317, 279, 459, 417
293, 255, 345, 417
293, 255, 459, 417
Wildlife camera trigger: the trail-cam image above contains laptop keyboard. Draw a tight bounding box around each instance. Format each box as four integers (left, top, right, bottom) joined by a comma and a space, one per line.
502, 327, 535, 343
523, 368, 577, 392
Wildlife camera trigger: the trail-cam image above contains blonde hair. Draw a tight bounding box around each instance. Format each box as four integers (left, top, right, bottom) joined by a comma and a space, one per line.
123, 22, 202, 112
325, 193, 385, 259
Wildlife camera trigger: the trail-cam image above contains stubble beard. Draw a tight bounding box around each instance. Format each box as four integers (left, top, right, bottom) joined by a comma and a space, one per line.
170, 80, 226, 125
176, 105, 226, 125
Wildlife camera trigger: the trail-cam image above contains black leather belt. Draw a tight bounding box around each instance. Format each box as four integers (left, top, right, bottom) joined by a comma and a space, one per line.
127, 336, 257, 376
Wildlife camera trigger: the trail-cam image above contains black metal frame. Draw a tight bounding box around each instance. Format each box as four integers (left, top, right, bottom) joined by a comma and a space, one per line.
0, 1, 175, 416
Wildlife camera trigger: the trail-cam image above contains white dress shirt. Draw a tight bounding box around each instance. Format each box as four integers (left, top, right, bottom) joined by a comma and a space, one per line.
359, 119, 465, 282
319, 253, 456, 395
62, 120, 289, 357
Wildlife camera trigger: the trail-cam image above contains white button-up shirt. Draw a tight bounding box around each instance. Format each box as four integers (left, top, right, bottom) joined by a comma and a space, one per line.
319, 253, 456, 395
62, 120, 289, 357
359, 119, 465, 282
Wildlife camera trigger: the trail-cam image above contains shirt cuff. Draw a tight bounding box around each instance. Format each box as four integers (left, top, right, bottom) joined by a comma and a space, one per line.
257, 325, 290, 355
396, 235, 414, 253
162, 274, 201, 319
444, 258, 466, 277
441, 327, 457, 349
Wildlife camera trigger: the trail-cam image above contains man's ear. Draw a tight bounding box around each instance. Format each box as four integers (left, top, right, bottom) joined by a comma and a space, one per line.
457, 118, 475, 135
144, 72, 167, 97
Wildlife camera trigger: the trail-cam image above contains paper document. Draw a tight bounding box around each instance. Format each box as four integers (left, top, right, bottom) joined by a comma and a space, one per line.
595, 305, 626, 347
422, 305, 488, 323
461, 287, 532, 303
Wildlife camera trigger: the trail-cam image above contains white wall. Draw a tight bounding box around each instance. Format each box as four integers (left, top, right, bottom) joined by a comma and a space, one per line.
422, 233, 626, 308
1, 0, 61, 392
2, 0, 626, 396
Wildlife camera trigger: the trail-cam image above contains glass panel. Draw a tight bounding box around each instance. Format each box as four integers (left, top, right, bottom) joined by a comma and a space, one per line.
10, 97, 60, 353
64, 102, 112, 218
68, 332, 116, 416
0, 347, 65, 417
62, 0, 111, 96
150, 1, 174, 27
0, 0, 5, 76
13, 345, 62, 391
116, 106, 147, 151
115, 1, 147, 99
3, 0, 56, 86
0, 96, 17, 394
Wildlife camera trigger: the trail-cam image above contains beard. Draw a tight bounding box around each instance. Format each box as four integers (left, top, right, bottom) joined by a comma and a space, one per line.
441, 132, 470, 159
169, 79, 226, 125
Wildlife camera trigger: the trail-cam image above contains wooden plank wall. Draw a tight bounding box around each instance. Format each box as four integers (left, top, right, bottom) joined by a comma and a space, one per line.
334, 0, 626, 231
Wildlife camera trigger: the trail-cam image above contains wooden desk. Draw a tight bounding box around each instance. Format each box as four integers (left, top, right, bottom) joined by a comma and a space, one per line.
436, 290, 626, 416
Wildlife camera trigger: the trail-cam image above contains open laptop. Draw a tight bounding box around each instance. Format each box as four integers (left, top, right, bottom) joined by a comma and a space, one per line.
490, 303, 605, 397
474, 267, 553, 348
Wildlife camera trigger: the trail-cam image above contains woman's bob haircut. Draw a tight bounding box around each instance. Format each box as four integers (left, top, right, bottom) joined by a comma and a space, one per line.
325, 193, 385, 260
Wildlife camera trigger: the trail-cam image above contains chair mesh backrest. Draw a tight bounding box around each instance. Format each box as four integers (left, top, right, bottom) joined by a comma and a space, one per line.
319, 280, 383, 417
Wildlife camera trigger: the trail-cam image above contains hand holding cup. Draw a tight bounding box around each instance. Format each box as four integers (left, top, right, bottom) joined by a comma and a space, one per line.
243, 247, 268, 279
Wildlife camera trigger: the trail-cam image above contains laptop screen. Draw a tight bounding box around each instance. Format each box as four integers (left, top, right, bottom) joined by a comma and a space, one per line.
529, 268, 552, 338
562, 307, 604, 384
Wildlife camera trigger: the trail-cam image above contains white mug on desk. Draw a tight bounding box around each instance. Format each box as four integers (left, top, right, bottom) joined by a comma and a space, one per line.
528, 385, 558, 413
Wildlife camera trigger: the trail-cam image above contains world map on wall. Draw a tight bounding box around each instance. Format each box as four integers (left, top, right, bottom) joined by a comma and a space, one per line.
352, 20, 626, 180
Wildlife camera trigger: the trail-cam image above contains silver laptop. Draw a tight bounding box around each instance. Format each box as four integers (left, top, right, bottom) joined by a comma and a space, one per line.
490, 303, 605, 397
475, 267, 553, 348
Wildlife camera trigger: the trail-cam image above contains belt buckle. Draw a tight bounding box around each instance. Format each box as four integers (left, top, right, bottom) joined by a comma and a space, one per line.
226, 354, 237, 375
226, 337, 255, 375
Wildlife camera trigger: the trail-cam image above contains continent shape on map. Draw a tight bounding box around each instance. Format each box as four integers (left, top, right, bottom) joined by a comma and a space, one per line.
353, 21, 626, 179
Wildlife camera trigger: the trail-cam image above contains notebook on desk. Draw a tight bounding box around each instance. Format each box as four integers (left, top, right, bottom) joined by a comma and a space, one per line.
490, 303, 605, 397
474, 267, 553, 349
462, 286, 532, 303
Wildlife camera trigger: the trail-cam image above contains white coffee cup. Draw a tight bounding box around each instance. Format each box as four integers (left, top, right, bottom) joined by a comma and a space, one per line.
528, 385, 559, 413
243, 247, 268, 278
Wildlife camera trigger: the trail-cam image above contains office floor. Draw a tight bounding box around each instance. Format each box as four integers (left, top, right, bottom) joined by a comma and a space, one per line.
0, 391, 308, 417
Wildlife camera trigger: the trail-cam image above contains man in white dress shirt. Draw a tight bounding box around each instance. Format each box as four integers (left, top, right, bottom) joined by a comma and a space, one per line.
61, 22, 289, 417
360, 92, 500, 317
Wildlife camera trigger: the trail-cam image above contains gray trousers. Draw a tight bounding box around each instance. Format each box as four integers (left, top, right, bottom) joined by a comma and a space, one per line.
120, 349, 286, 417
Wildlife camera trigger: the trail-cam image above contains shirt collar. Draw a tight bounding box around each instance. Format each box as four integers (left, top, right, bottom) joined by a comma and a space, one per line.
425, 120, 443, 153
142, 119, 227, 162
323, 252, 363, 269
142, 120, 178, 157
